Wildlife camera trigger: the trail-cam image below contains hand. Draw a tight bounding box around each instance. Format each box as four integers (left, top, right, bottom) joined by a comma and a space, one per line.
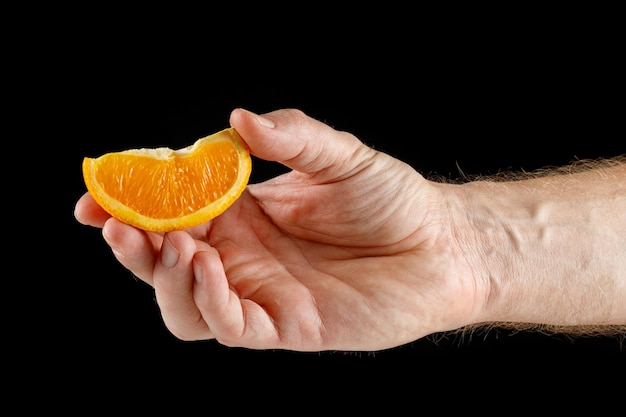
73, 108, 486, 351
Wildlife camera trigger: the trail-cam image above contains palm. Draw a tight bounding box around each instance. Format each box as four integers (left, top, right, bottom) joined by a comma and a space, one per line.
200, 155, 449, 350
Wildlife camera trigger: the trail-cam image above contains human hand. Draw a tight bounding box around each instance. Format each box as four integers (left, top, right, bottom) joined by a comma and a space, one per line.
74, 108, 487, 351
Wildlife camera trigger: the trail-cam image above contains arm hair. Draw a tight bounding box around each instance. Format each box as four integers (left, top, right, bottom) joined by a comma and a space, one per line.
433, 155, 626, 341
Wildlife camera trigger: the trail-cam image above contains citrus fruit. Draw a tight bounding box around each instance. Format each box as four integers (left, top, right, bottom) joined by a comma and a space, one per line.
82, 127, 251, 232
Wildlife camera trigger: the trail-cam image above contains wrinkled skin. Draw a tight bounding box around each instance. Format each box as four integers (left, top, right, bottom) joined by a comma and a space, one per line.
74, 108, 481, 351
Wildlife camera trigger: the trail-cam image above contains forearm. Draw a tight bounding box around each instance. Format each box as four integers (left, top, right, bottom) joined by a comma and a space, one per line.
460, 157, 626, 330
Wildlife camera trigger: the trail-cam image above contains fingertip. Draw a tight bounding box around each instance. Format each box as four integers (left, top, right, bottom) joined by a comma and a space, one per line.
192, 253, 206, 284
229, 107, 245, 127
192, 249, 244, 342
192, 249, 224, 287
74, 192, 111, 228
192, 249, 232, 312
230, 108, 275, 130
101, 216, 126, 247
73, 192, 89, 223
161, 230, 197, 266
228, 107, 308, 165
102, 217, 148, 252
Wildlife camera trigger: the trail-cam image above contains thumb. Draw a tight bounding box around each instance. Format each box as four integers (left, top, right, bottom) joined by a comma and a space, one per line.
229, 108, 366, 175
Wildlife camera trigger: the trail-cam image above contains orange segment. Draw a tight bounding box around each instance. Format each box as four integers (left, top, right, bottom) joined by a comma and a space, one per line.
82, 127, 251, 232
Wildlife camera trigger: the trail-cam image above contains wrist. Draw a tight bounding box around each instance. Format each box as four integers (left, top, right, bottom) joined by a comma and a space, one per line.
453, 165, 626, 328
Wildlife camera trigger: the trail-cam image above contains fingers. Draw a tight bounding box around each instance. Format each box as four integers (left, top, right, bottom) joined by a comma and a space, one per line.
191, 250, 243, 341
74, 192, 112, 228
229, 108, 367, 176
102, 220, 214, 340
102, 218, 162, 286
98, 210, 274, 344
152, 237, 280, 346
192, 250, 279, 349
152, 231, 212, 340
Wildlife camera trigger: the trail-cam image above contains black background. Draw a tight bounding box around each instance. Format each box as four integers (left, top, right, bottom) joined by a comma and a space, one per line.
17, 5, 625, 408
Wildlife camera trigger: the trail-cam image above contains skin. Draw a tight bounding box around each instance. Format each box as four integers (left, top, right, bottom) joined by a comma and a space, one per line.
74, 108, 626, 352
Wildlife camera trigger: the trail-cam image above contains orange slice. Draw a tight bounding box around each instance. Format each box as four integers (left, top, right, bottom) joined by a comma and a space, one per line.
82, 127, 251, 232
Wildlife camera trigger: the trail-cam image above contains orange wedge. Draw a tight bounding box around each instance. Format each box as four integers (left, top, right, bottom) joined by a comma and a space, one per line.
82, 127, 251, 232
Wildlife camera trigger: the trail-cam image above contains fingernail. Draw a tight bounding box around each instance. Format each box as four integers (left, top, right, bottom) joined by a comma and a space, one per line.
161, 235, 179, 268
256, 114, 275, 128
193, 259, 204, 283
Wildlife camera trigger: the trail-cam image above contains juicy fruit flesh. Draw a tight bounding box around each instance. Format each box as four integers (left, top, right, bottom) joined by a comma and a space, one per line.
94, 141, 239, 219
82, 127, 252, 232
